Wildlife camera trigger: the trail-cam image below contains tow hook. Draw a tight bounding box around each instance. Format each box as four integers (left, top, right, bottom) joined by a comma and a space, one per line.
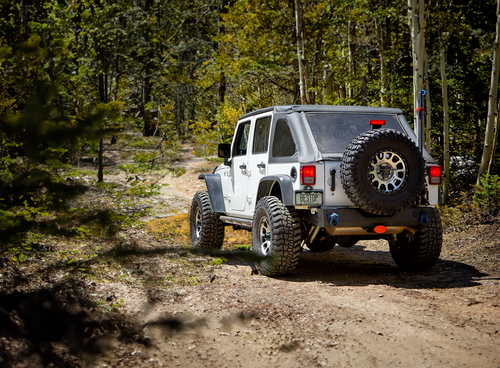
419, 212, 429, 225
329, 213, 339, 227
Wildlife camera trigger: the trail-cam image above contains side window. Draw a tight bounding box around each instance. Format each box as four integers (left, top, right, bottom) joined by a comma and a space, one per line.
272, 119, 296, 157
233, 121, 251, 156
252, 116, 271, 154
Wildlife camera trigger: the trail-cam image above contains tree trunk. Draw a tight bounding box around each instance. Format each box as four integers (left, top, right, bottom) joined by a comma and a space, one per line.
218, 0, 229, 109
142, 0, 156, 136
360, 78, 368, 106
376, 17, 387, 107
97, 41, 107, 183
142, 74, 154, 136
322, 65, 332, 102
339, 85, 346, 99
347, 19, 354, 100
439, 11, 450, 202
477, 0, 500, 183
294, 0, 309, 104
488, 99, 500, 173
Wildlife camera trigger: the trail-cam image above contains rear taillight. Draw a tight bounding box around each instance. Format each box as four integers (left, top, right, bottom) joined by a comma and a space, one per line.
300, 165, 316, 185
428, 166, 442, 185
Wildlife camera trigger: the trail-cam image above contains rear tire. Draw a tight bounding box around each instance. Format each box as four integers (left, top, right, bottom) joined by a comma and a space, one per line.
389, 208, 442, 271
252, 197, 301, 276
190, 191, 224, 249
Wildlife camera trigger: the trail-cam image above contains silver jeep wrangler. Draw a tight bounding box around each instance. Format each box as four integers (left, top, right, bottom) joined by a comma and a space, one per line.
190, 105, 443, 276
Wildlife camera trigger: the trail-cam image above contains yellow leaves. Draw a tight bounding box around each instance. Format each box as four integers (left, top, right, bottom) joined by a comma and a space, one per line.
0, 45, 12, 60
96, 101, 125, 120
16, 34, 43, 57
145, 213, 190, 244
220, 104, 244, 128
144, 213, 251, 249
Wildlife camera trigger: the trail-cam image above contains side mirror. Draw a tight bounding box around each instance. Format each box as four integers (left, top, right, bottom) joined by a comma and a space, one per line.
218, 143, 231, 158
218, 143, 231, 166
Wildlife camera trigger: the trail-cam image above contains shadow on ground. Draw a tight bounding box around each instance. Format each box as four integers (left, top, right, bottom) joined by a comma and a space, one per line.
0, 278, 147, 368
282, 244, 490, 289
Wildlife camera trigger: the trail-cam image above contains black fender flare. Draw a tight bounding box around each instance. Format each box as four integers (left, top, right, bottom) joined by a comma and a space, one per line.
257, 175, 294, 206
198, 174, 225, 213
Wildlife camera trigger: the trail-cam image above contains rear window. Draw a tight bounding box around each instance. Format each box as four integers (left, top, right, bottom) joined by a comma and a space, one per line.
305, 113, 404, 153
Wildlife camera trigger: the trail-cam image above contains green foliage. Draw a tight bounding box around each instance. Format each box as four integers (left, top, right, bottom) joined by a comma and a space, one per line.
439, 175, 500, 229
0, 0, 500, 249
210, 257, 227, 265
474, 174, 500, 210
233, 244, 251, 251
171, 167, 186, 177
133, 151, 157, 165
127, 182, 164, 197
118, 164, 143, 174
191, 103, 243, 156
0, 210, 29, 234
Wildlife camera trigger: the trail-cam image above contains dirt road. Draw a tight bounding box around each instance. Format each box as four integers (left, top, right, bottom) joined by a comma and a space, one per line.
131, 150, 500, 368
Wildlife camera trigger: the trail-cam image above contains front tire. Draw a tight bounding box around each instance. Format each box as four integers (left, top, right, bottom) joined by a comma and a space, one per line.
389, 208, 443, 271
252, 197, 301, 276
190, 191, 224, 249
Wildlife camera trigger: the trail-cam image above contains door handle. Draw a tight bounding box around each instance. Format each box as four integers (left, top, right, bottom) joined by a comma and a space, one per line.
257, 162, 266, 169
239, 163, 247, 170
330, 168, 336, 191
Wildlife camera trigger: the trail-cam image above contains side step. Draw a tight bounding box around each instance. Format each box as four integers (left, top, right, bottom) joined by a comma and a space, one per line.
220, 216, 253, 229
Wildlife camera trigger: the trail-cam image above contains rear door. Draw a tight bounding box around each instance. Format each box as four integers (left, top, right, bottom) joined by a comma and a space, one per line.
246, 114, 272, 213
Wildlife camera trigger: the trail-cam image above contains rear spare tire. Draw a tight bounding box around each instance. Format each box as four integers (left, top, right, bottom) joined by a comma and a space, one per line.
340, 129, 425, 215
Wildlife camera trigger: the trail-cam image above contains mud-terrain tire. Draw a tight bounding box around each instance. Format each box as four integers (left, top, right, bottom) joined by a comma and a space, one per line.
389, 208, 443, 271
341, 129, 425, 215
336, 235, 358, 248
307, 230, 335, 252
190, 191, 224, 249
252, 197, 301, 276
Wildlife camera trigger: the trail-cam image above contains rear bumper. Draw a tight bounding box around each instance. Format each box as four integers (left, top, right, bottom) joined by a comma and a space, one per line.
306, 206, 435, 230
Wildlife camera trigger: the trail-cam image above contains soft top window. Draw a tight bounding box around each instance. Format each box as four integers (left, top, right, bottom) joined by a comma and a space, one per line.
233, 121, 251, 156
272, 119, 296, 157
305, 113, 403, 154
253, 116, 271, 154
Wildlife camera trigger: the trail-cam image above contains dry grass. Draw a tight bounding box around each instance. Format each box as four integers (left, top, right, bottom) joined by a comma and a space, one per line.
144, 213, 252, 249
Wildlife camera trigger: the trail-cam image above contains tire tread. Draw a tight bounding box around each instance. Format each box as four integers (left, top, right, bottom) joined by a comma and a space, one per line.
190, 191, 224, 249
253, 197, 301, 276
389, 208, 443, 271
